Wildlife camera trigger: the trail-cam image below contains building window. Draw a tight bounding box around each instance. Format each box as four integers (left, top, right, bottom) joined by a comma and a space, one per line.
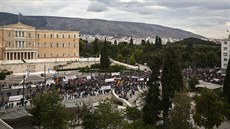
44, 43, 47, 48
74, 35, 76, 38
44, 34, 46, 38
74, 43, 76, 47
63, 53, 65, 57
22, 32, 25, 37
50, 53, 53, 57
224, 42, 227, 45
28, 43, 32, 48
37, 34, 40, 38
50, 43, 53, 48
224, 63, 228, 67
37, 43, 40, 48
63, 34, 65, 38
224, 58, 228, 62
74, 53, 76, 56
38, 54, 40, 58
56, 53, 59, 57
50, 34, 53, 38
22, 41, 25, 48
224, 53, 228, 56
68, 53, 70, 57
68, 43, 71, 47
19, 41, 21, 48
56, 34, 59, 38
62, 43, 65, 48
224, 47, 227, 50
56, 43, 59, 48
8, 42, 11, 48
9, 32, 11, 37
15, 31, 17, 37
28, 33, 31, 38
44, 53, 46, 58
68, 34, 70, 38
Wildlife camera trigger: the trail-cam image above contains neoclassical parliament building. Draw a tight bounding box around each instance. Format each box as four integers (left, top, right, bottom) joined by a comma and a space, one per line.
0, 22, 79, 61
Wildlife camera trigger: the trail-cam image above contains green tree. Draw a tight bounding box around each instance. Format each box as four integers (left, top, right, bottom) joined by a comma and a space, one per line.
134, 49, 143, 62
30, 86, 69, 129
82, 100, 124, 129
116, 53, 124, 62
100, 38, 110, 69
169, 91, 194, 129
122, 120, 155, 129
130, 37, 134, 45
0, 72, 6, 80
224, 59, 230, 102
93, 38, 99, 54
129, 54, 136, 65
161, 50, 184, 129
194, 89, 224, 129
143, 57, 161, 126
155, 36, 162, 49
114, 39, 118, 45
125, 107, 142, 121
188, 76, 199, 90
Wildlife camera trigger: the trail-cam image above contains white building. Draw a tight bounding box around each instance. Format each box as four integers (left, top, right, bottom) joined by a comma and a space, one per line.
221, 35, 230, 72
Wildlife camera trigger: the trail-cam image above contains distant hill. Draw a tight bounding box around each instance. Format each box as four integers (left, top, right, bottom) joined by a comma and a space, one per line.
0, 12, 204, 39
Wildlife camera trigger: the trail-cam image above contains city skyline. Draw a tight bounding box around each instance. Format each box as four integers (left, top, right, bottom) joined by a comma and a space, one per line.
0, 0, 230, 39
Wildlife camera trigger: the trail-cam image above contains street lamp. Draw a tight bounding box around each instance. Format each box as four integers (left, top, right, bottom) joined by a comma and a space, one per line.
22, 75, 25, 107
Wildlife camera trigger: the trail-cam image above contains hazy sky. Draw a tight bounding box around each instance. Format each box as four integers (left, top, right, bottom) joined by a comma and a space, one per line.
0, 0, 230, 39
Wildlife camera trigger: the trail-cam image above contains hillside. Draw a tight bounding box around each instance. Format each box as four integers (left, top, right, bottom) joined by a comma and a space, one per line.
0, 12, 204, 39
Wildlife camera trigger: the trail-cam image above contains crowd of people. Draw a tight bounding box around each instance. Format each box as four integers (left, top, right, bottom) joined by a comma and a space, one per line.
0, 71, 150, 110
0, 67, 226, 110
182, 68, 225, 85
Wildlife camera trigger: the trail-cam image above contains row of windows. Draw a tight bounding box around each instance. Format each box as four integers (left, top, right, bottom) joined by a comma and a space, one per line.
37, 33, 78, 39
38, 53, 77, 58
37, 43, 77, 48
8, 41, 33, 48
224, 58, 228, 62
7, 31, 32, 38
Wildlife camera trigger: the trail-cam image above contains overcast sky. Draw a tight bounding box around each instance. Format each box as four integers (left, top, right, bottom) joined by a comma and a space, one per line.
0, 0, 230, 39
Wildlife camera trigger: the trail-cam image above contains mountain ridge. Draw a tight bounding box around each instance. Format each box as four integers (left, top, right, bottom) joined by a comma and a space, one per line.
0, 12, 204, 39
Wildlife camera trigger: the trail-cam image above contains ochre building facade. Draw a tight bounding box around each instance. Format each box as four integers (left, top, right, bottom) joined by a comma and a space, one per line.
0, 22, 79, 61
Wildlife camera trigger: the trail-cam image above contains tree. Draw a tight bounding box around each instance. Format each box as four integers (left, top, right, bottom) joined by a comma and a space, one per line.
130, 37, 134, 45
30, 86, 69, 129
161, 49, 184, 129
224, 59, 230, 102
0, 72, 6, 80
93, 38, 99, 54
143, 57, 161, 126
155, 36, 162, 49
125, 107, 142, 121
116, 53, 124, 62
194, 89, 224, 129
114, 39, 118, 45
169, 91, 194, 129
129, 54, 136, 65
100, 38, 110, 69
188, 76, 199, 90
82, 100, 124, 129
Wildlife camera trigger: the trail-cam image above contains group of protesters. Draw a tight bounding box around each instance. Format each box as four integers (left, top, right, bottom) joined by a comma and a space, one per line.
57, 71, 150, 101
182, 67, 224, 85
0, 71, 150, 110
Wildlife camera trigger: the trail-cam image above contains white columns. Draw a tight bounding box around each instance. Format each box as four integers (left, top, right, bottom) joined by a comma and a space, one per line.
5, 52, 7, 60
16, 52, 18, 60
12, 52, 14, 60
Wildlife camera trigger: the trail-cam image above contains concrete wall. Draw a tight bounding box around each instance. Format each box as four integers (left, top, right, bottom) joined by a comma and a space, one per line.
0, 119, 13, 129
0, 61, 97, 73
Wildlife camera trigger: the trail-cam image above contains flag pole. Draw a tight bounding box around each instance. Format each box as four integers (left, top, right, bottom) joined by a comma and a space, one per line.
18, 12, 20, 23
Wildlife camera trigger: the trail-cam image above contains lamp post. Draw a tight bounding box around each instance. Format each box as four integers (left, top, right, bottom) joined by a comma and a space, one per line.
22, 75, 25, 107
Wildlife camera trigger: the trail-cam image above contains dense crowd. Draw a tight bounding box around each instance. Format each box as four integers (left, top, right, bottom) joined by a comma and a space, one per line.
0, 71, 150, 110
182, 68, 225, 85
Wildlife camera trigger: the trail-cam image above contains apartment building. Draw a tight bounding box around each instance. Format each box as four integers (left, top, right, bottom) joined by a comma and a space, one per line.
221, 35, 230, 72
